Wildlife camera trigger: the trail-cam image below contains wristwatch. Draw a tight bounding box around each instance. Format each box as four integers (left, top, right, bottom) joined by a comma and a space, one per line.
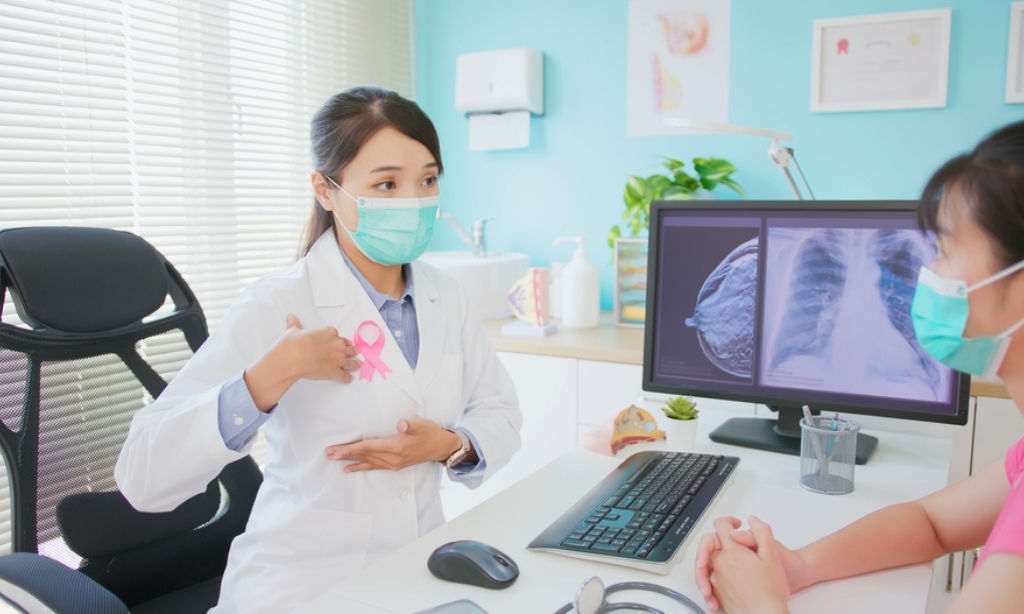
443, 429, 472, 468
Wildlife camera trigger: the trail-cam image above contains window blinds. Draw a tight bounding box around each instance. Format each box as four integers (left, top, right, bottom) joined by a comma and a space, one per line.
0, 0, 413, 557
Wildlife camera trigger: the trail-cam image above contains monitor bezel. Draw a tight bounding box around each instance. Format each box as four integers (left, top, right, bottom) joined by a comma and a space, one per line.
641, 199, 971, 426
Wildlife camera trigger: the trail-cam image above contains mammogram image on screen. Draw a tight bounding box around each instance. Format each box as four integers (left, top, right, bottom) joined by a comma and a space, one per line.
760, 226, 951, 401
683, 237, 759, 378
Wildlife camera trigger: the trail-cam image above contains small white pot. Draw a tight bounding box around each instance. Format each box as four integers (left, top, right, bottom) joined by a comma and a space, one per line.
661, 417, 698, 451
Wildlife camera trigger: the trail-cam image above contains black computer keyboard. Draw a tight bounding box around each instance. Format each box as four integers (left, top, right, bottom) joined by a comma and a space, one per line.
528, 450, 739, 569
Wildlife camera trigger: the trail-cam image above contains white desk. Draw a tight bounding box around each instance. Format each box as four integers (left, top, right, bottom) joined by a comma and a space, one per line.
309, 412, 952, 613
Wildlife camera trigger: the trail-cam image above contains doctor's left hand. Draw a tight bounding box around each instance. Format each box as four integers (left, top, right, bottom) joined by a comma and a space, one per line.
324, 418, 461, 472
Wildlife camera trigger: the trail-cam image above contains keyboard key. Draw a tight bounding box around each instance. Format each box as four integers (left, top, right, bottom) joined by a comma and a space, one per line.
561, 539, 589, 548
592, 542, 623, 553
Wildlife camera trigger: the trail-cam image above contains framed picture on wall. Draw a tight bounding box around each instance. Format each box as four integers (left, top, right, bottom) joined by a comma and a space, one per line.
810, 9, 951, 112
1008, 1, 1024, 103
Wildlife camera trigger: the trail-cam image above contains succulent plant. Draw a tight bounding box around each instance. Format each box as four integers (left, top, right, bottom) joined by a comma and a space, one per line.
662, 395, 699, 421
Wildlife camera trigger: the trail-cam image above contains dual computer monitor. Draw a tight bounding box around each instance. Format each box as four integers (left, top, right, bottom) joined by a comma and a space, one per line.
642, 201, 970, 464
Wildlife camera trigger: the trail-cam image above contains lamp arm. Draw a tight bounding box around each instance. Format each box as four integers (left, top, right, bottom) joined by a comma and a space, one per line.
660, 117, 814, 200
769, 138, 815, 200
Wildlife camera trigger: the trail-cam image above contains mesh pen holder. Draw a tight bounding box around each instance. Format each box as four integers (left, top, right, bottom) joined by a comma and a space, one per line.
799, 416, 859, 495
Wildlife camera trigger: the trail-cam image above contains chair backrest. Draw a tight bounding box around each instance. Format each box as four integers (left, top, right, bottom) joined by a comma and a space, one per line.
0, 226, 262, 606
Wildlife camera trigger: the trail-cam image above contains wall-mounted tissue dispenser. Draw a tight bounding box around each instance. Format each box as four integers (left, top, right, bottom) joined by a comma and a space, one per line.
455, 48, 544, 115
455, 48, 544, 151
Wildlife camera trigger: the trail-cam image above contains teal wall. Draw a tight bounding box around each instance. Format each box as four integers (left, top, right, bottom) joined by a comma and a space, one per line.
416, 1, 1023, 309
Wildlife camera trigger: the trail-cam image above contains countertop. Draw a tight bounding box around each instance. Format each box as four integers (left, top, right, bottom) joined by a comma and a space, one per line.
484, 313, 1010, 400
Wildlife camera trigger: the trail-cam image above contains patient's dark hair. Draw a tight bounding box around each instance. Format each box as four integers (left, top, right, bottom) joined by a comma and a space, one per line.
919, 120, 1024, 268
300, 86, 442, 256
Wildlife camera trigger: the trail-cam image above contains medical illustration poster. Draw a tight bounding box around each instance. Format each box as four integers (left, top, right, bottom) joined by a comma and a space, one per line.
760, 226, 952, 402
626, 0, 730, 136
811, 9, 951, 112
653, 218, 759, 385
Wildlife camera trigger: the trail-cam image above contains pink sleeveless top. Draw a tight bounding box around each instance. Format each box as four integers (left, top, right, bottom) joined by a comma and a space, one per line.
976, 436, 1024, 570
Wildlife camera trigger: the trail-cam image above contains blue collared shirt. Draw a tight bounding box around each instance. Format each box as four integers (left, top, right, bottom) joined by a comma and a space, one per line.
215, 247, 484, 477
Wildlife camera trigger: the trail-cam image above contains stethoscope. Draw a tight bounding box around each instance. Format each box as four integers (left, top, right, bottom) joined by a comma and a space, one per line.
553, 576, 706, 614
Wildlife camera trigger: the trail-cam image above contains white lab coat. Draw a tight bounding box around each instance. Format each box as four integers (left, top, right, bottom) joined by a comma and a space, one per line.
114, 231, 522, 613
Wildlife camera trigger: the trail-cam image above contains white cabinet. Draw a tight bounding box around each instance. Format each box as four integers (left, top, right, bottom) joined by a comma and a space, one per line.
928, 396, 1024, 612
577, 360, 645, 430
440, 352, 578, 520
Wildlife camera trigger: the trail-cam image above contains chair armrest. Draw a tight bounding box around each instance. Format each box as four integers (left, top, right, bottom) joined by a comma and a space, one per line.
0, 553, 128, 614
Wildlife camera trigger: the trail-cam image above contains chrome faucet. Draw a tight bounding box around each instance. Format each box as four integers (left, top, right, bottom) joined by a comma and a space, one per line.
440, 211, 489, 257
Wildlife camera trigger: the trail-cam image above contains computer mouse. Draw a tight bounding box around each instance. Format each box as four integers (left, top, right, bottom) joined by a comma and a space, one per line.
427, 540, 519, 589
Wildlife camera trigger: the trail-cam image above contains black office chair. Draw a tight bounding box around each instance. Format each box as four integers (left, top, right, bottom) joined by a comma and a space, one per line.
0, 227, 263, 613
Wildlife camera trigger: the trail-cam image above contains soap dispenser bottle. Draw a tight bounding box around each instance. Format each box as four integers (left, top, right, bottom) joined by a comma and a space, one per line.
553, 236, 600, 328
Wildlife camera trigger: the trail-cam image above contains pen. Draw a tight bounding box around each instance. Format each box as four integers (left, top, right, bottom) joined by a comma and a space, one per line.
825, 412, 840, 458
802, 405, 829, 476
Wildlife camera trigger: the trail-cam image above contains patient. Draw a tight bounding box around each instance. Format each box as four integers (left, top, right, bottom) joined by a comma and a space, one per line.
694, 119, 1024, 614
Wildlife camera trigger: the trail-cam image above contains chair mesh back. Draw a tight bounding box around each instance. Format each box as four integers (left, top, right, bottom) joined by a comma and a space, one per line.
37, 353, 139, 565
0, 326, 193, 565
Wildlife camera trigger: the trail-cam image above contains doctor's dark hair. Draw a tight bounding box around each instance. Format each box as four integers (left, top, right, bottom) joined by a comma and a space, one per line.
300, 86, 443, 255
919, 120, 1024, 269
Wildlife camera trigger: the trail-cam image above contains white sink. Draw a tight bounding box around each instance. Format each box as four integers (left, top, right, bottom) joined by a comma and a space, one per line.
418, 251, 530, 319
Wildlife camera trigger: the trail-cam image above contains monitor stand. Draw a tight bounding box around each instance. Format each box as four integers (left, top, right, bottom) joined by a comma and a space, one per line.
708, 406, 878, 465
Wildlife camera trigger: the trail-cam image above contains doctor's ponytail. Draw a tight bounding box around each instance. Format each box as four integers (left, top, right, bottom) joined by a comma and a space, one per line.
300, 86, 443, 256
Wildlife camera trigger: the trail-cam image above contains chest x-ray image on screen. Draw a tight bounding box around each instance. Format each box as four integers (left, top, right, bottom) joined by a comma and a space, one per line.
643, 201, 970, 465
760, 225, 950, 402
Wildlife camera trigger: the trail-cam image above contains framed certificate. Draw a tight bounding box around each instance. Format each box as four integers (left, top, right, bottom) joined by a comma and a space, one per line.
1007, 1, 1024, 103
810, 9, 951, 112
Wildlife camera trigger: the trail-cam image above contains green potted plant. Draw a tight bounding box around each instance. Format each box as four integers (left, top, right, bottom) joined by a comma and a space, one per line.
661, 395, 700, 450
609, 156, 744, 247
611, 156, 743, 327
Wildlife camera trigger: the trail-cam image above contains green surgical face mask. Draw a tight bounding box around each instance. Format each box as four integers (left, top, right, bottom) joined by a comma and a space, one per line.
911, 260, 1024, 377
325, 175, 439, 265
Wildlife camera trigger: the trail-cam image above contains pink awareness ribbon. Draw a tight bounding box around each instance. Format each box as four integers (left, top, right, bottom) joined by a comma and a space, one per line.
353, 320, 392, 382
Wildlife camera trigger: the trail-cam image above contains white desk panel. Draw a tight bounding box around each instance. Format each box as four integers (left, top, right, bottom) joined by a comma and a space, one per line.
309, 410, 952, 613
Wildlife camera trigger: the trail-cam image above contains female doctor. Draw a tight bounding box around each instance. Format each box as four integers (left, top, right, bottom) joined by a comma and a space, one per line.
115, 86, 522, 613
694, 120, 1024, 613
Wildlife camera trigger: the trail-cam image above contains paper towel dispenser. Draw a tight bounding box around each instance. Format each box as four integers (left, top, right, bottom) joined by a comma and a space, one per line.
455, 48, 544, 115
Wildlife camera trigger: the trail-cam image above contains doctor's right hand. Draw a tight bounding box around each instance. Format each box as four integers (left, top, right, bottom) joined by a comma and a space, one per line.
243, 314, 362, 411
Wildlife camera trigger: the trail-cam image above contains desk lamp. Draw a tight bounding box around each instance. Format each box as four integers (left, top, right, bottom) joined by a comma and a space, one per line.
661, 117, 815, 200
